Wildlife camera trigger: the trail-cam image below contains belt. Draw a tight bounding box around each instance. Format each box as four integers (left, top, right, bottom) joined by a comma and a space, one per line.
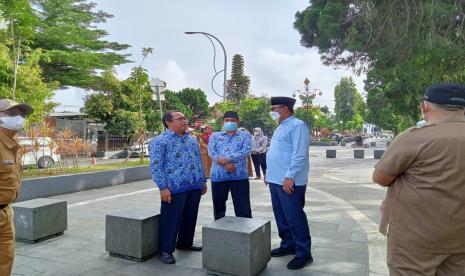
0, 204, 7, 210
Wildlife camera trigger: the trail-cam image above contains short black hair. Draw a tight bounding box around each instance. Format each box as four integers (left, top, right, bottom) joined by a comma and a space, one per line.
162, 110, 180, 128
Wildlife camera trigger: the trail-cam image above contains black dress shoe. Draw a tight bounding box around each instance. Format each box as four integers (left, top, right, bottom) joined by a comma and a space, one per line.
160, 252, 175, 264
287, 256, 313, 270
271, 247, 296, 257
176, 244, 202, 251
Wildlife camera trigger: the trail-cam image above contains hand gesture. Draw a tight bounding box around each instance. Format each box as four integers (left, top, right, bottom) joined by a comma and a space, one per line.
283, 178, 295, 195
160, 188, 172, 203
218, 157, 229, 166
225, 163, 236, 173
202, 183, 208, 195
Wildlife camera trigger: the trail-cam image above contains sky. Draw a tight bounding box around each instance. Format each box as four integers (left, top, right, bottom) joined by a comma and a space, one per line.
53, 0, 366, 112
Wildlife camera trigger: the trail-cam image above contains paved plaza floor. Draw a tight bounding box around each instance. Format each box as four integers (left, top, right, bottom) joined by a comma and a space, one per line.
13, 146, 389, 276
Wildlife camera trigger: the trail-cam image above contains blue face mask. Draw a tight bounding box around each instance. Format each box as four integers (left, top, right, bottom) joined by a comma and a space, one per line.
223, 122, 238, 131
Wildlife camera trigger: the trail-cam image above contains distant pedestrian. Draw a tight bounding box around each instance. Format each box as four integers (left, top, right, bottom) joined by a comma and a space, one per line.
373, 83, 465, 276
0, 99, 34, 276
266, 97, 312, 270
208, 111, 252, 220
198, 125, 213, 178
251, 127, 267, 180
149, 110, 207, 265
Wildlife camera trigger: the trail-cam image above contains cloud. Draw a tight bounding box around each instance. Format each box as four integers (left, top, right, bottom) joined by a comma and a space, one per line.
158, 60, 192, 92
247, 48, 366, 110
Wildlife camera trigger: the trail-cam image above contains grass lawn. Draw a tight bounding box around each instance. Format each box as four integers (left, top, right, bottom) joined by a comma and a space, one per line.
21, 160, 150, 179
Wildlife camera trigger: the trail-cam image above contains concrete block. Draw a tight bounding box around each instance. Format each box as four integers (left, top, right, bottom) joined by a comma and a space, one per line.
203, 216, 271, 276
374, 149, 385, 159
354, 150, 365, 159
12, 198, 67, 243
105, 208, 160, 262
370, 142, 376, 147
326, 149, 336, 158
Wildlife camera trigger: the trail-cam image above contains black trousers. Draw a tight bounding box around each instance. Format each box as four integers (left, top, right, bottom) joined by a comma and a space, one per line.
251, 153, 267, 178
159, 189, 202, 253
211, 179, 252, 220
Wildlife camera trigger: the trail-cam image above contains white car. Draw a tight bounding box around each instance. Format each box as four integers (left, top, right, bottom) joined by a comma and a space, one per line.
129, 139, 153, 157
18, 137, 61, 169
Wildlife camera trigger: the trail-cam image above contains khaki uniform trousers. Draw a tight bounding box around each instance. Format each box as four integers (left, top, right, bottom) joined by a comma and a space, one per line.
0, 206, 14, 276
388, 239, 465, 276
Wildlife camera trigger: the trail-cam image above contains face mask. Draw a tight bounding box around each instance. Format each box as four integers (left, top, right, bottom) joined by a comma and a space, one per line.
223, 122, 238, 132
0, 115, 26, 131
416, 120, 426, 128
269, 111, 280, 121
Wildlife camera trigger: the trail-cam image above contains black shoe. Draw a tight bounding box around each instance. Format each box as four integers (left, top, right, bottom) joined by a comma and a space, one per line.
160, 252, 175, 264
176, 244, 202, 251
287, 256, 313, 270
271, 247, 296, 257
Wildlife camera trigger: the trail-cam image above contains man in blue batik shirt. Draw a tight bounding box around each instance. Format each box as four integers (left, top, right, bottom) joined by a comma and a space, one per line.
266, 97, 312, 270
149, 110, 207, 265
208, 111, 253, 220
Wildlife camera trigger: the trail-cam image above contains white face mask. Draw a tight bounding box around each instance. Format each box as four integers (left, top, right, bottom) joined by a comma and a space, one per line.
269, 111, 280, 121
0, 115, 26, 131
416, 120, 426, 128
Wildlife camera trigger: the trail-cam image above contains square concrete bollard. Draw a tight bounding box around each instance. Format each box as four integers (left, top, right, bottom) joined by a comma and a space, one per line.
203, 216, 271, 276
374, 149, 385, 159
105, 208, 160, 262
354, 149, 365, 159
12, 198, 67, 243
326, 149, 336, 158
370, 141, 376, 147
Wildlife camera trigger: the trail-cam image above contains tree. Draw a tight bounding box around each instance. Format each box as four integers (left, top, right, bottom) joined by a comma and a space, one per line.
320, 106, 330, 115
226, 54, 250, 102
162, 90, 192, 120
83, 70, 145, 151
333, 77, 366, 131
294, 1, 465, 131
0, 45, 57, 123
213, 98, 277, 136
32, 0, 131, 89
294, 1, 465, 74
334, 77, 357, 123
0, 0, 38, 100
177, 88, 210, 121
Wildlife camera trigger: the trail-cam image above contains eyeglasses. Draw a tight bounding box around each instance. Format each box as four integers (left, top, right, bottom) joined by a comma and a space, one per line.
172, 116, 187, 122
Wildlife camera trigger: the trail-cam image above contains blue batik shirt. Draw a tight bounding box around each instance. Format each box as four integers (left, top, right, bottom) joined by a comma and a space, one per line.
149, 130, 206, 194
208, 131, 252, 182
266, 116, 310, 186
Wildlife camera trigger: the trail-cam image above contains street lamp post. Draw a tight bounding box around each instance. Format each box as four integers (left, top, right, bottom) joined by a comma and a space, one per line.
185, 31, 227, 101
150, 77, 167, 133
314, 115, 319, 138
293, 78, 323, 133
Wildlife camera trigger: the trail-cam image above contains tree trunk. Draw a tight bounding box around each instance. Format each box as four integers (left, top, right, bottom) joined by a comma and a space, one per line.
105, 132, 109, 152
124, 135, 134, 163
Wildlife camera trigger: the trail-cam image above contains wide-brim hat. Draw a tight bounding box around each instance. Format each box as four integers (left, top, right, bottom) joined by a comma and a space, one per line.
0, 99, 34, 116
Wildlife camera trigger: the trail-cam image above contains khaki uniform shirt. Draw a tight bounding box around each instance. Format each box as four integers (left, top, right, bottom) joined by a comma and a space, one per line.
377, 115, 465, 254
0, 131, 21, 205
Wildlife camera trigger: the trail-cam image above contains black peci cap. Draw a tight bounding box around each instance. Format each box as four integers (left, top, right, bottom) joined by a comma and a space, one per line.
270, 97, 296, 109
223, 111, 239, 120
424, 83, 465, 107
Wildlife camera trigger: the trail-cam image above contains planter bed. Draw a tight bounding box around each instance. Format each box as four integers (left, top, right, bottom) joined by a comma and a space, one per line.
17, 165, 151, 202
